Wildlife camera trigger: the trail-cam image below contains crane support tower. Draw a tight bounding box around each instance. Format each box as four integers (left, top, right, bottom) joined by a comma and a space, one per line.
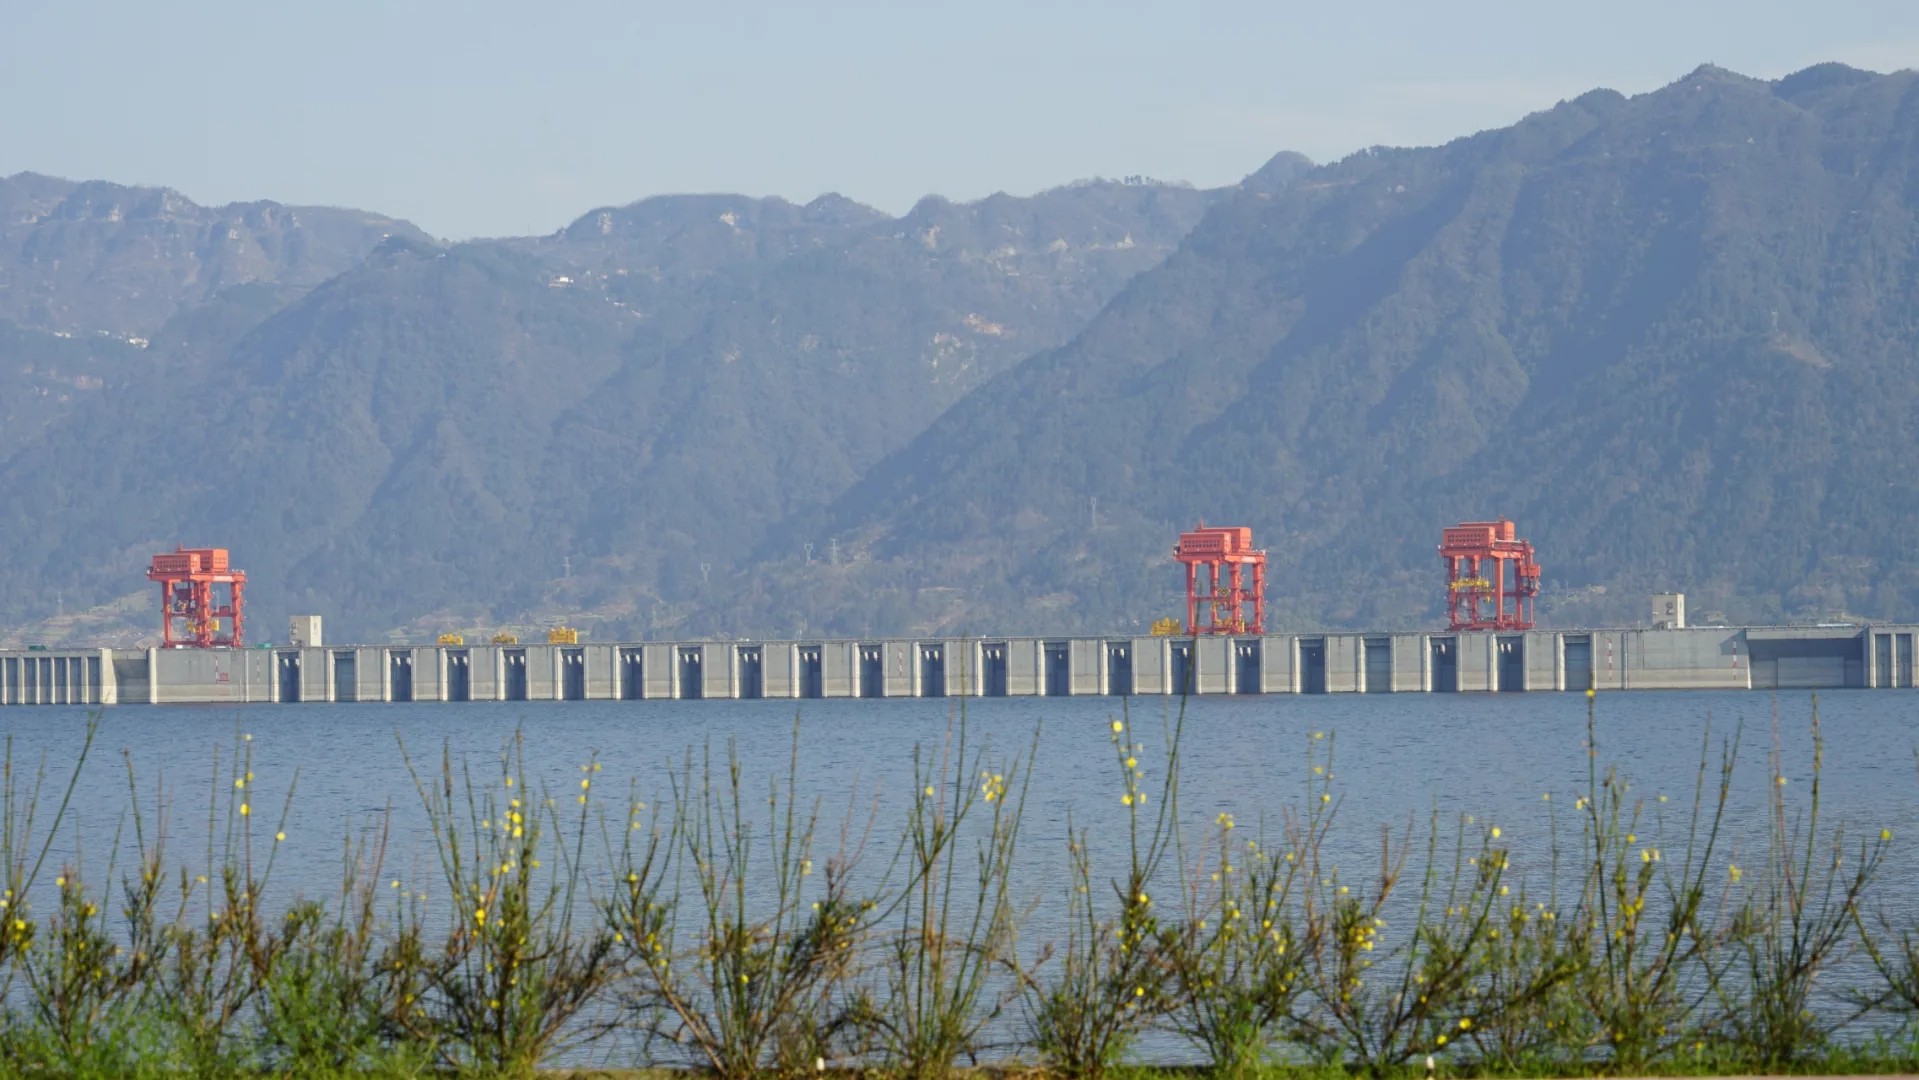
1174, 522, 1266, 635
146, 547, 247, 649
1439, 519, 1540, 631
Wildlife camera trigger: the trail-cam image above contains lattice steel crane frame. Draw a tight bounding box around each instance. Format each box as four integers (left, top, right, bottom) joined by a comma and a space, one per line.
1439, 519, 1540, 631
1175, 523, 1267, 636
147, 547, 247, 648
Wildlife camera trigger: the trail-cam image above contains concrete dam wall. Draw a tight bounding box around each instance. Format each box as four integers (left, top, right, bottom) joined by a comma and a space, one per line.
1, 625, 1911, 707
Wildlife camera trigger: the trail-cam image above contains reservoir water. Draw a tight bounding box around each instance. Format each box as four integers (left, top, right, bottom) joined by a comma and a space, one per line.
5, 689, 1917, 1064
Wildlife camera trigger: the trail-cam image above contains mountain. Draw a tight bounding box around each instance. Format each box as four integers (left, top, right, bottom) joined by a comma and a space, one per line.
13, 61, 1919, 647
0, 178, 1223, 644
0, 319, 136, 464
750, 63, 1919, 635
0, 172, 431, 337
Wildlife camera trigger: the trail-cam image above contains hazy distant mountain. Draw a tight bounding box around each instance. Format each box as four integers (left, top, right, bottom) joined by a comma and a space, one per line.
740, 63, 1919, 636
12, 63, 1919, 647
0, 178, 1223, 643
0, 172, 430, 337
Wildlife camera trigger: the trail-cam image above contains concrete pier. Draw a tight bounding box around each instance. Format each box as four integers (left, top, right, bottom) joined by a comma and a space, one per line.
1, 626, 1912, 707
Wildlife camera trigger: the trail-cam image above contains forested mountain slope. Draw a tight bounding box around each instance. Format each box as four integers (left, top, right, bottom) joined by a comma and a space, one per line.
756, 63, 1919, 636
0, 179, 1227, 643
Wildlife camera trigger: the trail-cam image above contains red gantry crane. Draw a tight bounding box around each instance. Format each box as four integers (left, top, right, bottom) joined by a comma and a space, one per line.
147, 547, 247, 648
1439, 519, 1540, 631
1174, 522, 1266, 635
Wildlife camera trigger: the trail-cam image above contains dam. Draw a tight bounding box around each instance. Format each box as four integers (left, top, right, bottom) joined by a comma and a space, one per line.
1, 624, 1912, 707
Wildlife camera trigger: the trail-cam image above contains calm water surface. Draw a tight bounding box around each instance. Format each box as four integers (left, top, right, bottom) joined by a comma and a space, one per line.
8, 690, 1919, 1065
8, 689, 1919, 905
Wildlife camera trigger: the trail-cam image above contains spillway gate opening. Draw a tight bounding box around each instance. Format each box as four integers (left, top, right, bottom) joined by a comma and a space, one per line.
678, 647, 703, 700
446, 650, 471, 702
919, 645, 945, 698
390, 650, 414, 703
503, 649, 528, 702
738, 646, 764, 699
619, 648, 643, 700
1299, 639, 1327, 695
1107, 642, 1133, 696
982, 644, 1008, 697
1430, 637, 1457, 692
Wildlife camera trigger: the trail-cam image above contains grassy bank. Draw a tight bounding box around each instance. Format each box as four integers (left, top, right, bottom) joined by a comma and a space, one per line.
3, 695, 1919, 1079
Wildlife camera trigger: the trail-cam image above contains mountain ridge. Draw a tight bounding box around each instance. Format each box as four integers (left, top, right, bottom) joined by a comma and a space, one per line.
731, 62, 1919, 637
0, 171, 433, 337
0, 175, 1230, 645
7, 62, 1919, 646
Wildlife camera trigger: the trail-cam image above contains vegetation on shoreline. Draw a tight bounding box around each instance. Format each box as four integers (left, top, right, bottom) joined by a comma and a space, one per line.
3, 695, 1918, 1079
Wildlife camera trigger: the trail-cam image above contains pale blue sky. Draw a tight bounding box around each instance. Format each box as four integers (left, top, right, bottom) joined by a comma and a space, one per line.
4, 0, 1914, 239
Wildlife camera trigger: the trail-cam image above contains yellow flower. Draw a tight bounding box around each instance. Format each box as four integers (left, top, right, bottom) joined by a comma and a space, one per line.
234, 778, 245, 789
1125, 756, 1137, 769
1490, 826, 1501, 839
1728, 865, 1743, 883
275, 831, 286, 843
1459, 1017, 1473, 1030
1437, 1034, 1448, 1047
1882, 828, 1893, 842
475, 908, 487, 924
1111, 720, 1124, 733
240, 804, 250, 816
1121, 794, 1133, 807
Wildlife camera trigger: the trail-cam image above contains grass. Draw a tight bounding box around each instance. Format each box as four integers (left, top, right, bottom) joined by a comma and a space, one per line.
2, 692, 1918, 1078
